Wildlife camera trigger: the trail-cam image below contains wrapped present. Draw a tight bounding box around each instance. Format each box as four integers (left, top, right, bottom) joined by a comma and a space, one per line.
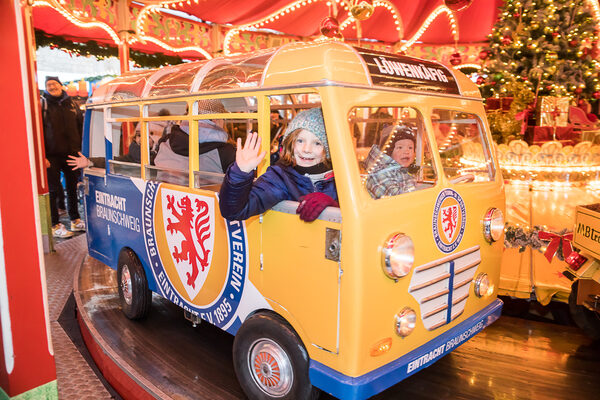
485, 97, 513, 111
537, 96, 569, 127
525, 126, 578, 146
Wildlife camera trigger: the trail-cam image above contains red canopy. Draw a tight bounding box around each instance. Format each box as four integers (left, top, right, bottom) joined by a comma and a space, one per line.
164, 0, 503, 44
32, 0, 504, 59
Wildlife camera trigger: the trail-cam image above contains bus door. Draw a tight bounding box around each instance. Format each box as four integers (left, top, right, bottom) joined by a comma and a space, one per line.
260, 203, 342, 353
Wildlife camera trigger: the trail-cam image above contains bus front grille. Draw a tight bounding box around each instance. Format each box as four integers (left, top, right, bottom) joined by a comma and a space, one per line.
408, 246, 481, 330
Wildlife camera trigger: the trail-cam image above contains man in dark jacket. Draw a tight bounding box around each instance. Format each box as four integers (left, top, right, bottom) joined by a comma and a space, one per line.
42, 76, 85, 238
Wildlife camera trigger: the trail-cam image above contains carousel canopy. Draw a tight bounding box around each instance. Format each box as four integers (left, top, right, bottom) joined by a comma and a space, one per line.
32, 0, 503, 62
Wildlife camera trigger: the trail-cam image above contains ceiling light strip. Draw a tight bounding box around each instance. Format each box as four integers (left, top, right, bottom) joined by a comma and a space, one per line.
400, 5, 458, 52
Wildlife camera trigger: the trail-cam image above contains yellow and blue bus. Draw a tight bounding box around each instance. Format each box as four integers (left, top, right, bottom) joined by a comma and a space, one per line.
82, 41, 505, 399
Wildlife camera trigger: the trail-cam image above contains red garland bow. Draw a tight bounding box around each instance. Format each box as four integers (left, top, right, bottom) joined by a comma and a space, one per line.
538, 231, 574, 263
515, 105, 534, 136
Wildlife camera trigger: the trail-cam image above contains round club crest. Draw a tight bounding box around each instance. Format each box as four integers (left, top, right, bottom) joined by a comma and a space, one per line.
142, 181, 248, 332
432, 189, 466, 253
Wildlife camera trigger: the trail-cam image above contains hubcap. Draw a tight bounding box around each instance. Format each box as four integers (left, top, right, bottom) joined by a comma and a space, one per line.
121, 265, 132, 305
248, 338, 293, 397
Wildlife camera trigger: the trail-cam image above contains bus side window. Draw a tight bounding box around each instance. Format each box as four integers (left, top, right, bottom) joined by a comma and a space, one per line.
149, 102, 189, 186
104, 105, 143, 177
87, 109, 105, 171
351, 106, 437, 200
193, 97, 257, 191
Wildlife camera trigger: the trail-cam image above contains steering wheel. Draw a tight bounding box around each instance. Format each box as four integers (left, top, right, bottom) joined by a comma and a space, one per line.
449, 174, 475, 184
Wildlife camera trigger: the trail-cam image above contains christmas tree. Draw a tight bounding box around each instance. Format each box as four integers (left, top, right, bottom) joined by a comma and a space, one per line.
480, 0, 600, 101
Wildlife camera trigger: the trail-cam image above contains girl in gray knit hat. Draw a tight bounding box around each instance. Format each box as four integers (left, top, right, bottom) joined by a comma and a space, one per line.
219, 107, 338, 222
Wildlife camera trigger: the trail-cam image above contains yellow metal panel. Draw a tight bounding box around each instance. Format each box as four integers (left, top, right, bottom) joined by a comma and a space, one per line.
188, 100, 198, 188
574, 205, 600, 260
263, 42, 369, 87
139, 104, 147, 181
257, 95, 271, 176
307, 85, 504, 377
260, 210, 340, 352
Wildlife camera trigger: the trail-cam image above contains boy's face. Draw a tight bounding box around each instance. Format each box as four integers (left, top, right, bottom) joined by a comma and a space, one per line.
293, 129, 325, 167
391, 139, 415, 167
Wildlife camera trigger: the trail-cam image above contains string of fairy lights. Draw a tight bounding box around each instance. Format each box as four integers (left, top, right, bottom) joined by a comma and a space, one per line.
33, 0, 464, 61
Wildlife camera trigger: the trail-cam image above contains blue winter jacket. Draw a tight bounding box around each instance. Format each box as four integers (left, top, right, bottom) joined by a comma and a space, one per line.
219, 162, 338, 221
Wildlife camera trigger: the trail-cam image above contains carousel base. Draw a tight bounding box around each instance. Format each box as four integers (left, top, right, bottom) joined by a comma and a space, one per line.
75, 255, 600, 400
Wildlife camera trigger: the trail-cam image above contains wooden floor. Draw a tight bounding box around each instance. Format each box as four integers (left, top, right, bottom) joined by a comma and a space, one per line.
76, 256, 600, 400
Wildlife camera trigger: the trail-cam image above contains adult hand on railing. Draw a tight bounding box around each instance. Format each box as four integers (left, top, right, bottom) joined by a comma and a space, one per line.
236, 132, 266, 173
67, 152, 92, 170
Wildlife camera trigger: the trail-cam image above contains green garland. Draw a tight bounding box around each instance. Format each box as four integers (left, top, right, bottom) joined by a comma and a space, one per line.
504, 224, 571, 261
35, 30, 185, 69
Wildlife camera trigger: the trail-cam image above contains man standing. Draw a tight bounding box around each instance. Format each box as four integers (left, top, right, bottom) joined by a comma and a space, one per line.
42, 76, 85, 238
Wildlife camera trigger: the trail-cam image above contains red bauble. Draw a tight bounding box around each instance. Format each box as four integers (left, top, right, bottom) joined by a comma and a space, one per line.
593, 91, 600, 99
545, 85, 553, 91
501, 36, 512, 45
575, 87, 583, 94
476, 76, 485, 85
513, 13, 520, 18
449, 52, 462, 66
478, 50, 489, 60
569, 40, 578, 47
444, 0, 472, 12
552, 32, 559, 37
320, 17, 342, 38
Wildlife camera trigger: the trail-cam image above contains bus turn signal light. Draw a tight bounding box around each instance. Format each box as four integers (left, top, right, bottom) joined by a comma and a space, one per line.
370, 337, 392, 357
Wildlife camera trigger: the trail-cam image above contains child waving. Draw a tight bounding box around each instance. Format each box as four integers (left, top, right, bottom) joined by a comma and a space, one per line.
219, 108, 338, 222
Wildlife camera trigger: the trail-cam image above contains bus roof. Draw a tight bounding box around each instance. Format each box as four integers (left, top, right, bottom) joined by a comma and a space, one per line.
88, 41, 480, 105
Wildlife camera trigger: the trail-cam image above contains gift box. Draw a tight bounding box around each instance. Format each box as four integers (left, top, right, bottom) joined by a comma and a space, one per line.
525, 126, 578, 146
485, 97, 513, 111
537, 96, 569, 127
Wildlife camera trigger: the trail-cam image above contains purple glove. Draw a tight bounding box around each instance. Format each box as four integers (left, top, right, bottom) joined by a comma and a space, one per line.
296, 192, 339, 222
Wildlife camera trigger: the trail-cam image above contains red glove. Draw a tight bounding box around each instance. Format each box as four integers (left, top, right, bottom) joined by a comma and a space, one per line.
296, 192, 339, 222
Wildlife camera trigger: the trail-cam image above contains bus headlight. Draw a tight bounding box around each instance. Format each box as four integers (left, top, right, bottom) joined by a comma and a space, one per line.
382, 233, 414, 279
483, 208, 504, 243
395, 308, 416, 337
474, 273, 493, 297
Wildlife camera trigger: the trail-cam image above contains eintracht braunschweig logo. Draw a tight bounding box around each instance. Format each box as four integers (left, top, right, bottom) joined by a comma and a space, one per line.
143, 181, 250, 333
160, 189, 215, 299
432, 189, 466, 253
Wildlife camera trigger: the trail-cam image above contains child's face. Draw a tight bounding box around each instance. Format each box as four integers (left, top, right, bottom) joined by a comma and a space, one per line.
293, 129, 325, 167
392, 139, 415, 167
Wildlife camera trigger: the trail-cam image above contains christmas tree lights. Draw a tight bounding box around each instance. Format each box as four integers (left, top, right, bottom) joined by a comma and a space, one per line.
480, 0, 600, 101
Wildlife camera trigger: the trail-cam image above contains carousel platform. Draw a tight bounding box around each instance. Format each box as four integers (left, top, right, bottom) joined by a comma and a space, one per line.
51, 236, 600, 400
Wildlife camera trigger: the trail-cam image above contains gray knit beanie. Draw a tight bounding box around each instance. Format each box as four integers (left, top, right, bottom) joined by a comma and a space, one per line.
282, 108, 329, 158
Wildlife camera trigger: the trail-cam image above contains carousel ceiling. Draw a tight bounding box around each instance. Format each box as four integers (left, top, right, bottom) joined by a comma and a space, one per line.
32, 0, 504, 61
151, 0, 503, 44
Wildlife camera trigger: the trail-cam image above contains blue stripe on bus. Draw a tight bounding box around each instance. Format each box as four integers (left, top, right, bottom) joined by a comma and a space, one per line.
446, 260, 455, 324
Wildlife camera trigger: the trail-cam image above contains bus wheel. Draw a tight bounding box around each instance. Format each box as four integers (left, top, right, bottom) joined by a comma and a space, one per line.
233, 313, 319, 400
568, 280, 600, 340
117, 249, 152, 320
